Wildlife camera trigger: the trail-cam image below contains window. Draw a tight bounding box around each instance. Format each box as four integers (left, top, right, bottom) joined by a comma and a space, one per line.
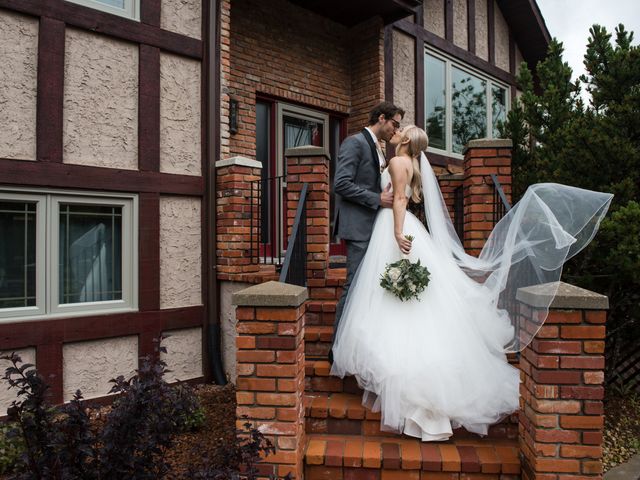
0, 189, 138, 321
425, 49, 510, 157
66, 0, 139, 21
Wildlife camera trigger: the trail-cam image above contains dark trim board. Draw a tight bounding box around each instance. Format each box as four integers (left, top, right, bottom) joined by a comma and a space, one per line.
0, 0, 203, 59
487, 0, 495, 65
445, 0, 453, 42
394, 19, 517, 86
36, 16, 65, 163
467, 0, 475, 55
0, 306, 205, 350
138, 45, 161, 173
0, 159, 205, 195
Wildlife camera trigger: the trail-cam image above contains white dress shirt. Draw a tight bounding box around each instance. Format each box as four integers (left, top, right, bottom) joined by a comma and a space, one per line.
364, 127, 386, 171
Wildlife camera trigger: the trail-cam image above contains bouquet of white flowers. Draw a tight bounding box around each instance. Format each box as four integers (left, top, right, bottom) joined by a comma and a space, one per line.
379, 235, 431, 302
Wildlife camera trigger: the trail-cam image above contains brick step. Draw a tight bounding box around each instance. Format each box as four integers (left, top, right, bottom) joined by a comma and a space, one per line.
305, 392, 518, 440
305, 325, 334, 360
306, 300, 338, 327
305, 434, 520, 479
305, 360, 362, 394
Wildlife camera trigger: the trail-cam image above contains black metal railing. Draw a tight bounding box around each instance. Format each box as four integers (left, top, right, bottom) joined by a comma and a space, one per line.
250, 175, 285, 265
490, 173, 512, 223
279, 183, 308, 287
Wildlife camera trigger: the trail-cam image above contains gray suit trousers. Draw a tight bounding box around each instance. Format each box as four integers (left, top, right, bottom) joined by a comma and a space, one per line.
332, 239, 369, 346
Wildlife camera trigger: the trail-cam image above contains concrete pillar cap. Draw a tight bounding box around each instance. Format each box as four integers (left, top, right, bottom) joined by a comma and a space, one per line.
516, 281, 609, 310
232, 281, 308, 307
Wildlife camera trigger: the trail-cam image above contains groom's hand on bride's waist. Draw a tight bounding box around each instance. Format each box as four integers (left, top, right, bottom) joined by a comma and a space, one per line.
381, 183, 393, 208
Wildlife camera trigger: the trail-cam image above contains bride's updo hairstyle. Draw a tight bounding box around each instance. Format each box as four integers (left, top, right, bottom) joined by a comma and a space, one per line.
400, 125, 428, 202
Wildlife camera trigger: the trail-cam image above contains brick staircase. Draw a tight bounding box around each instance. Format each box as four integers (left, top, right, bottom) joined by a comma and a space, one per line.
303, 268, 522, 480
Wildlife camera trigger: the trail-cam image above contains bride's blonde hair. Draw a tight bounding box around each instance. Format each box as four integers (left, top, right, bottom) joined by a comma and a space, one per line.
397, 125, 428, 202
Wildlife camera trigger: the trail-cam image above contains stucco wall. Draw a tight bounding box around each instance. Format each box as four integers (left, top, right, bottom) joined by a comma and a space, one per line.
0, 11, 38, 161
494, 1, 510, 72
475, 0, 489, 61
161, 327, 203, 382
159, 196, 202, 309
220, 280, 252, 383
453, 0, 468, 50
63, 28, 138, 170
424, 0, 445, 38
160, 0, 202, 40
62, 336, 138, 401
159, 52, 201, 176
392, 30, 416, 125
0, 347, 36, 412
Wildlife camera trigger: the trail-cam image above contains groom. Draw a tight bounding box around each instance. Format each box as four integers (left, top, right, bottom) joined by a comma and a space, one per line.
330, 101, 405, 361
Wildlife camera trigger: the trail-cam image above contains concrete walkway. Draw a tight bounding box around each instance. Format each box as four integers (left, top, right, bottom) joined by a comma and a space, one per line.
605, 454, 640, 480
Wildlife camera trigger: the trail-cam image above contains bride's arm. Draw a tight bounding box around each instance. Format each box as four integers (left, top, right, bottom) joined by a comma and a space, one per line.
389, 157, 413, 254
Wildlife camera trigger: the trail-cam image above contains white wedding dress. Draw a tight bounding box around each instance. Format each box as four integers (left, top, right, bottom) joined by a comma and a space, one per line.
331, 154, 613, 441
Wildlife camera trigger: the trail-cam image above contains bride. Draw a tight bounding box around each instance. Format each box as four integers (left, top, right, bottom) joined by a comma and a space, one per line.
330, 125, 613, 441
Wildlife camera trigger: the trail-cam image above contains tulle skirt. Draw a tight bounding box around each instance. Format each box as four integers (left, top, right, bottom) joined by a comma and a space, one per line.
331, 208, 520, 441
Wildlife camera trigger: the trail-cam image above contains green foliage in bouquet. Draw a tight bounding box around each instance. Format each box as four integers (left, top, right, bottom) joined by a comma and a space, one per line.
380, 237, 431, 301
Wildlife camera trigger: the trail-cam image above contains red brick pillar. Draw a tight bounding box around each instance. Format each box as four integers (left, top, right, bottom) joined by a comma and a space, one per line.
517, 282, 607, 480
233, 281, 308, 479
215, 156, 262, 280
285, 146, 330, 286
463, 139, 512, 255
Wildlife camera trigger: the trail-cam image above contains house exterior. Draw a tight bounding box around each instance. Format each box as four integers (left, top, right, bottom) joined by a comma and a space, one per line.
1, 2, 608, 480
0, 0, 215, 407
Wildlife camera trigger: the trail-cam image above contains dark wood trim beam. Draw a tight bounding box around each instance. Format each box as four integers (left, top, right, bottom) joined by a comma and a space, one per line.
509, 27, 516, 75
487, 0, 495, 65
36, 16, 65, 163
0, 159, 204, 195
138, 45, 160, 172
395, 19, 517, 86
445, 0, 453, 42
0, 0, 202, 59
384, 24, 394, 102
36, 343, 63, 404
0, 306, 204, 349
138, 193, 160, 311
467, 0, 476, 55
415, 33, 425, 129
414, 2, 424, 26
140, 0, 161, 26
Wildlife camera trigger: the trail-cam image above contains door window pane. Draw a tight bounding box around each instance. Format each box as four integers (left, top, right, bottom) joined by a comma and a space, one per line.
425, 54, 447, 150
283, 116, 323, 150
59, 204, 122, 304
97, 0, 125, 7
492, 85, 507, 138
0, 202, 36, 308
452, 67, 487, 153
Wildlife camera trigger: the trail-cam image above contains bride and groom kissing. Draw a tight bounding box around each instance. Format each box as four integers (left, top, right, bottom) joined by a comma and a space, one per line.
328, 102, 613, 442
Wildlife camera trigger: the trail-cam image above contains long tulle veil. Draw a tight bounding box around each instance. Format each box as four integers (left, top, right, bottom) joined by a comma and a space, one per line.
419, 152, 613, 352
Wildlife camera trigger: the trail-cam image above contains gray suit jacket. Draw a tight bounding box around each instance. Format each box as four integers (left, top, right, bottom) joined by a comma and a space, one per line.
333, 130, 382, 242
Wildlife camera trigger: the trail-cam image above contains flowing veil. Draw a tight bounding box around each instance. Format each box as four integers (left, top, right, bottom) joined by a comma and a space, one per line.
419, 153, 613, 352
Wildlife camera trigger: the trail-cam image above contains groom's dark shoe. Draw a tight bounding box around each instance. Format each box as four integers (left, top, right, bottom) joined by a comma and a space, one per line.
328, 349, 334, 365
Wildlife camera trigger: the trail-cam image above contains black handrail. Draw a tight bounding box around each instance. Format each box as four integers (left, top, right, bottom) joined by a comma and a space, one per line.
279, 183, 308, 286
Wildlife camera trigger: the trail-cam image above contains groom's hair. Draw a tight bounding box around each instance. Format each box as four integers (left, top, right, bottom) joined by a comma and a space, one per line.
368, 102, 405, 126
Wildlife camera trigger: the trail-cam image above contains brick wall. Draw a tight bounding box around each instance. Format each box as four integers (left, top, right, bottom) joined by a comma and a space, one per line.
463, 138, 512, 255
518, 282, 608, 480
233, 281, 308, 479
220, 0, 351, 159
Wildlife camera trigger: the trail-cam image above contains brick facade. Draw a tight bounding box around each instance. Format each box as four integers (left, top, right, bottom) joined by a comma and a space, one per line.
463, 139, 513, 255
233, 282, 308, 479
518, 283, 608, 480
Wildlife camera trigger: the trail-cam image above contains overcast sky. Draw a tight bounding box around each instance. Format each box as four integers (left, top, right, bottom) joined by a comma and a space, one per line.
536, 0, 640, 88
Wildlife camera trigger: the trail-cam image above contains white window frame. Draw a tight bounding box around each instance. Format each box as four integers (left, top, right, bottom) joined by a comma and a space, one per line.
425, 47, 511, 159
66, 0, 140, 21
0, 188, 138, 323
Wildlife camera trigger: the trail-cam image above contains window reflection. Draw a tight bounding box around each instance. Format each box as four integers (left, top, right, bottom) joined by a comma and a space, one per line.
425, 54, 446, 150
492, 85, 507, 138
452, 67, 486, 154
